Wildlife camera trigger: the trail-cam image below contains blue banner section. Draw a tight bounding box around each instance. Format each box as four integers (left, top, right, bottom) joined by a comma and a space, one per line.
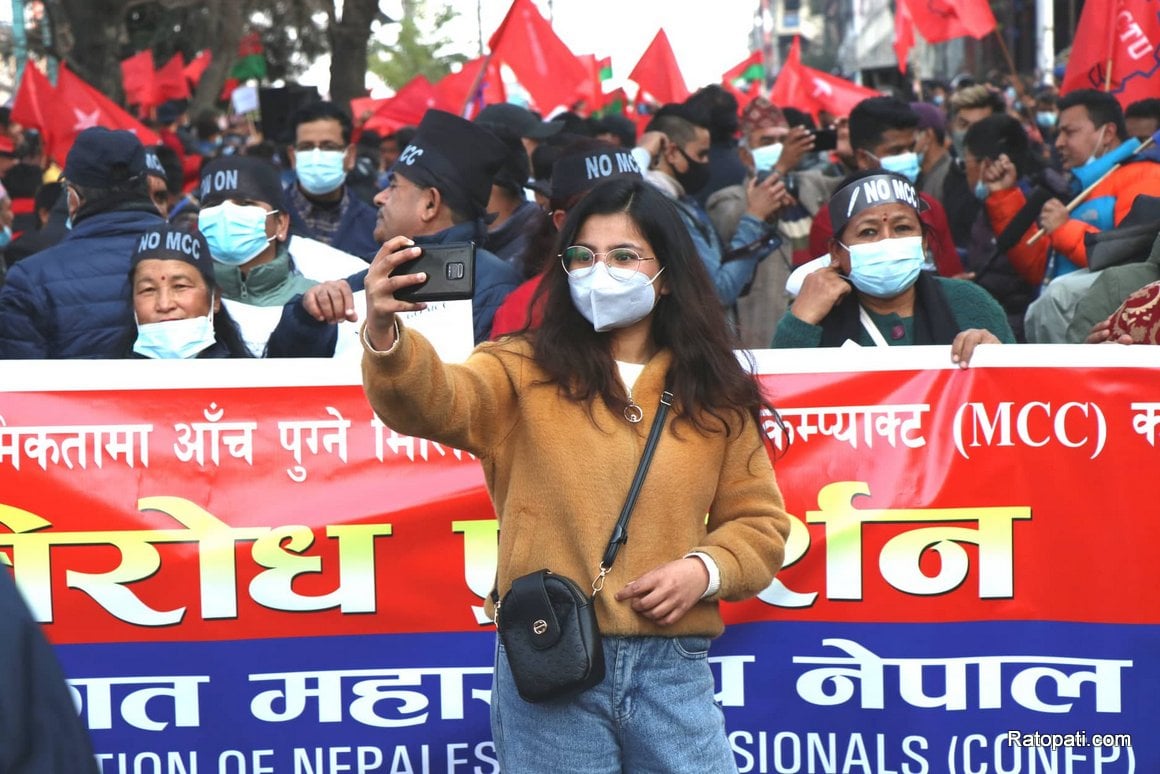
58, 621, 1153, 774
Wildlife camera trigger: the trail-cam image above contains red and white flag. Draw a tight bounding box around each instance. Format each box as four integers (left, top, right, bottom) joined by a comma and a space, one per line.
1061, 0, 1160, 108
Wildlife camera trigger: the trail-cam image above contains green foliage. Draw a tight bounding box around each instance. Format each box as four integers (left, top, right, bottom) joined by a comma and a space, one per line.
367, 2, 466, 90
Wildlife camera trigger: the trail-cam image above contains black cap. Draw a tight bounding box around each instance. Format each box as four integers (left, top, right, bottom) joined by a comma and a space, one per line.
551, 144, 643, 201
157, 100, 186, 126
130, 223, 215, 286
199, 155, 284, 208
476, 103, 564, 140
63, 127, 148, 187
476, 122, 530, 195
144, 149, 167, 181
829, 171, 929, 235
394, 109, 508, 219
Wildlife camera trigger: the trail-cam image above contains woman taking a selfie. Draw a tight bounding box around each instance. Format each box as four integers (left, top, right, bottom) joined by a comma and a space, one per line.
361, 176, 789, 772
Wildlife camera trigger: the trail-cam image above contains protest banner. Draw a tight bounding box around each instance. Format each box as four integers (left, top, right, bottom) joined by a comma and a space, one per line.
1, 344, 1154, 773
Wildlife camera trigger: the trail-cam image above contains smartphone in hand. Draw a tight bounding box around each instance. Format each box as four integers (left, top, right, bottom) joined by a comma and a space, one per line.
392, 242, 476, 303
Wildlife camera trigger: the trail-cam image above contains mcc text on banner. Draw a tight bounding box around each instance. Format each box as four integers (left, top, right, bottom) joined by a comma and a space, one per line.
0, 346, 1155, 774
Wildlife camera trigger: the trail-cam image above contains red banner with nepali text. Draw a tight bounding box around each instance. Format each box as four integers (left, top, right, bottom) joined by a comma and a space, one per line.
0, 345, 1155, 773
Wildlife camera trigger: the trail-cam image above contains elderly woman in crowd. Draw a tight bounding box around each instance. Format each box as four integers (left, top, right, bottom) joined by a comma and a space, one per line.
773, 170, 1014, 366
124, 222, 250, 358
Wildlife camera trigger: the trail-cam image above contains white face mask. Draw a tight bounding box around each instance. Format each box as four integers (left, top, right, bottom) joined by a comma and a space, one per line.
133, 308, 216, 359
568, 262, 665, 332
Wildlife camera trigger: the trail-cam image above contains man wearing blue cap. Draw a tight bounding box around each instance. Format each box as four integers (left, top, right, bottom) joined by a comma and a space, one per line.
0, 127, 165, 358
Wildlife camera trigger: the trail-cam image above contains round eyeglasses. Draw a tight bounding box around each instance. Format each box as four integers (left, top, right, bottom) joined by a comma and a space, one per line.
560, 245, 659, 281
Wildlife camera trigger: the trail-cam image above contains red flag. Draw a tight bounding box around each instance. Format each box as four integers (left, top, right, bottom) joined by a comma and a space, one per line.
155, 54, 190, 102
364, 76, 440, 134
771, 37, 879, 120
1062, 0, 1160, 108
574, 54, 607, 112
11, 61, 56, 157
487, 0, 588, 111
628, 29, 689, 105
897, 0, 996, 45
894, 0, 917, 72
183, 50, 212, 87
49, 66, 159, 164
120, 50, 157, 107
433, 56, 506, 116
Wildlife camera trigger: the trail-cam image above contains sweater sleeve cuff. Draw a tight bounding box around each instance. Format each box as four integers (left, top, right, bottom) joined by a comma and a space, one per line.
685, 551, 721, 599
361, 319, 402, 356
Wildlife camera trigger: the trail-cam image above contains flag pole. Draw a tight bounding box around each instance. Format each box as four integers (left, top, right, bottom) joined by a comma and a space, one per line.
1025, 135, 1157, 245
990, 28, 1026, 101
461, 51, 496, 118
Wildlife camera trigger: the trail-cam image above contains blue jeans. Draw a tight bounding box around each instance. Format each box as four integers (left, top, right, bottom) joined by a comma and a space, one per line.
491, 635, 738, 773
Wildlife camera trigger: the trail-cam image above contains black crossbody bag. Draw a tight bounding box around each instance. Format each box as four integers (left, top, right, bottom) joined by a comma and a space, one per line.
494, 385, 674, 703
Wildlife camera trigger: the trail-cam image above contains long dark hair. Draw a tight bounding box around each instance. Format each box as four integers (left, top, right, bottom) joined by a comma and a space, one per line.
528, 177, 773, 437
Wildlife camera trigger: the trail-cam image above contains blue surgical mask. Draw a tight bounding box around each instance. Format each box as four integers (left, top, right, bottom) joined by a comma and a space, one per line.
876, 151, 921, 183
198, 201, 277, 266
0, 226, 11, 249
1036, 112, 1057, 129
132, 309, 216, 359
839, 236, 925, 298
974, 181, 989, 201
295, 149, 348, 196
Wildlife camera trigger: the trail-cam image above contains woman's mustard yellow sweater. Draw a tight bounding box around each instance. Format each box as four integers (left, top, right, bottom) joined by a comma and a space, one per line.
362, 323, 791, 638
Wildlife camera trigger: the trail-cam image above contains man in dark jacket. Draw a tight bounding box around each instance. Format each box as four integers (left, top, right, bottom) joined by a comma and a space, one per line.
283, 101, 380, 260
0, 127, 165, 358
0, 569, 100, 773
266, 110, 520, 355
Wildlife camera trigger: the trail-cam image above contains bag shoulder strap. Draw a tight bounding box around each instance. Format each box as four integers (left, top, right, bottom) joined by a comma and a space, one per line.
596, 381, 674, 584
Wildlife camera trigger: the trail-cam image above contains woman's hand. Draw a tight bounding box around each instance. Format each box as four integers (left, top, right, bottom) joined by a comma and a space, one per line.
364, 235, 433, 350
981, 153, 1017, 193
951, 328, 1001, 368
790, 263, 851, 325
614, 558, 708, 627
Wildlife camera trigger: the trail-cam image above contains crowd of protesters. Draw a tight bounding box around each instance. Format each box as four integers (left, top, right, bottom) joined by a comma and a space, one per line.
3, 73, 1160, 361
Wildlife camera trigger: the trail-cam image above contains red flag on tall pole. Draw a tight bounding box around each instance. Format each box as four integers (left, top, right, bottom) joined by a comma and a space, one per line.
363, 76, 439, 134
120, 50, 157, 107
771, 37, 879, 120
628, 29, 689, 105
11, 60, 56, 157
899, 0, 996, 41
487, 0, 588, 112
183, 50, 212, 87
894, 0, 918, 73
49, 66, 160, 164
154, 54, 191, 102
1061, 0, 1160, 108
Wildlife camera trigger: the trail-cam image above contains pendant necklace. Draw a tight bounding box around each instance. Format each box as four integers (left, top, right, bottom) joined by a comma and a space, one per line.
624, 398, 643, 423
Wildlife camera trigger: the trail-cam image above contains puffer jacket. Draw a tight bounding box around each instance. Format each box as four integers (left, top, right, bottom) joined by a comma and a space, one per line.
0, 207, 165, 359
